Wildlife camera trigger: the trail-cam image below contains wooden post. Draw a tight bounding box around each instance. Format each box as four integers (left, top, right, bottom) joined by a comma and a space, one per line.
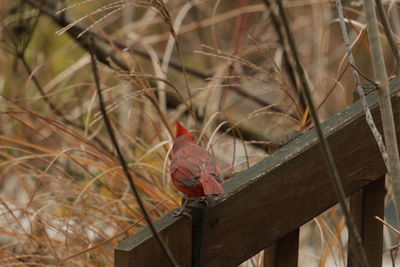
264, 228, 299, 267
264, 243, 277, 267
348, 175, 386, 267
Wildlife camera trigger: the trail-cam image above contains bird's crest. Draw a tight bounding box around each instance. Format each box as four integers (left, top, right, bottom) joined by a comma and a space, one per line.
175, 121, 194, 140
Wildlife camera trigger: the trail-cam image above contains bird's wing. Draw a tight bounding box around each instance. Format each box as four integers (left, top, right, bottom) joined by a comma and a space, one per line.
171, 157, 202, 188
200, 173, 224, 195
171, 142, 223, 187
203, 159, 223, 183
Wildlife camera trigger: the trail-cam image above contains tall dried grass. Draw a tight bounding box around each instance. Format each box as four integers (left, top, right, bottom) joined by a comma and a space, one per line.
0, 0, 399, 266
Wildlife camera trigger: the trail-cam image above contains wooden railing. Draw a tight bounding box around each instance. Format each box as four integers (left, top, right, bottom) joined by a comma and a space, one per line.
115, 77, 400, 267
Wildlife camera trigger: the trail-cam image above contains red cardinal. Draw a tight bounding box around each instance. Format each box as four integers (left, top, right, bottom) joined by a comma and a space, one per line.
170, 121, 224, 216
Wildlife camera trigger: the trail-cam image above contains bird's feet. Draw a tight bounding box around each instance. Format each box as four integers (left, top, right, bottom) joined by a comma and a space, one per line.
199, 196, 209, 207
173, 209, 192, 219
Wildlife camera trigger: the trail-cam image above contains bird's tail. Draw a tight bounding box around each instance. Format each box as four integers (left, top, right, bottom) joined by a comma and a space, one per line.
200, 173, 224, 195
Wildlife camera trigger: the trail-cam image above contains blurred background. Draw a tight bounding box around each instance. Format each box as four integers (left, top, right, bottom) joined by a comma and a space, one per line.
0, 0, 399, 266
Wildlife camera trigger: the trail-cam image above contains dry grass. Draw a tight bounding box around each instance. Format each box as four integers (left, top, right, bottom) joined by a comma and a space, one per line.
0, 0, 399, 266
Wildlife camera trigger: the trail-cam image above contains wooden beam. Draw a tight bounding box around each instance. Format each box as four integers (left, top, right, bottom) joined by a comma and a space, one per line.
115, 213, 192, 266
115, 77, 400, 267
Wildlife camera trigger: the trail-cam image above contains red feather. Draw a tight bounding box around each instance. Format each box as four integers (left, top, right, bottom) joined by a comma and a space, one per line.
175, 121, 194, 140
170, 121, 224, 198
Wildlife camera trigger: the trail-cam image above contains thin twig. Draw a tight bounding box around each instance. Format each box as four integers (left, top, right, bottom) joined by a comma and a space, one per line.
375, 0, 400, 72
23, 0, 284, 151
59, 193, 180, 264
8, 5, 111, 152
350, 63, 379, 87
19, 56, 76, 123
89, 38, 179, 267
261, 0, 305, 113
23, 0, 208, 80
375, 215, 400, 266
335, 0, 389, 172
22, 0, 282, 118
275, 0, 370, 265
375, 216, 400, 235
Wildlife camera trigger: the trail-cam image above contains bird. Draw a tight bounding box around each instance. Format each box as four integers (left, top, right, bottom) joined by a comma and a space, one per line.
170, 121, 224, 216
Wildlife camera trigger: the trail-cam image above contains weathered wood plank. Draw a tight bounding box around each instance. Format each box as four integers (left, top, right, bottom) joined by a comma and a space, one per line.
348, 175, 385, 267
115, 213, 192, 267
115, 77, 400, 267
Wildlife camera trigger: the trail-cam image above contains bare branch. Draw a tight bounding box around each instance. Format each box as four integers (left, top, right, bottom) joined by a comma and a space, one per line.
335, 0, 389, 174
89, 37, 179, 267
375, 0, 400, 72
364, 0, 400, 232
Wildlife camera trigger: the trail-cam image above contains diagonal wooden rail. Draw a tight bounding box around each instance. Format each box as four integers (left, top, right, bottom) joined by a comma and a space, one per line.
115, 77, 400, 267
